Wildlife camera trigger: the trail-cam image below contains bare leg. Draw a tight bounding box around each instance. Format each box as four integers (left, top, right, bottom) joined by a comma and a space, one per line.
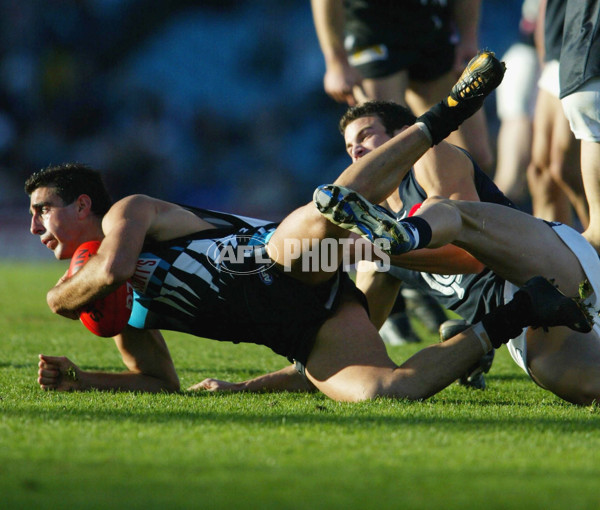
304, 297, 486, 402
494, 115, 532, 204
527, 162, 573, 225
357, 70, 409, 106
580, 139, 600, 252
547, 101, 587, 227
314, 187, 600, 404
360, 67, 494, 174
528, 89, 586, 227
354, 263, 401, 329
189, 364, 316, 393
412, 198, 587, 295
493, 42, 538, 203
192, 295, 496, 402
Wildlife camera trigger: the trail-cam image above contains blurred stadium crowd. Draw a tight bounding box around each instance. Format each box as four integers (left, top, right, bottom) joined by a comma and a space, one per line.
0, 0, 520, 257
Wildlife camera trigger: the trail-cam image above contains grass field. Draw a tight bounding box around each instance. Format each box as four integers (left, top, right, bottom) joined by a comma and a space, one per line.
2, 262, 600, 509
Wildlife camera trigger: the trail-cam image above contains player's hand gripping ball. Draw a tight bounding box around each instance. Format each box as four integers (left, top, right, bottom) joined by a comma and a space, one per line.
68, 240, 133, 337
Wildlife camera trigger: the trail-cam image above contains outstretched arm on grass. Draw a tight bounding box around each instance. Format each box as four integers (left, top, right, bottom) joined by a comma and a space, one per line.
37, 327, 180, 393
188, 364, 316, 394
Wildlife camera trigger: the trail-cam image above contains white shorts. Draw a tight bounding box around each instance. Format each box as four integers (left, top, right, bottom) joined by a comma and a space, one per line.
496, 43, 539, 119
560, 77, 600, 141
537, 60, 560, 98
504, 223, 600, 376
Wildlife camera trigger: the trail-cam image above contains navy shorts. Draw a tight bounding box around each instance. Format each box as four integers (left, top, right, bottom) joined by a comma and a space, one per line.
344, 1, 455, 81
237, 264, 368, 365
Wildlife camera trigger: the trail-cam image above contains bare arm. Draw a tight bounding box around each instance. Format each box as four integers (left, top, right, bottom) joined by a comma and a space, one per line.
45, 195, 156, 315
357, 244, 483, 330
355, 264, 402, 329
388, 244, 484, 274
311, 0, 363, 105
334, 124, 433, 205
188, 364, 317, 393
46, 195, 212, 317
37, 326, 180, 393
413, 141, 479, 200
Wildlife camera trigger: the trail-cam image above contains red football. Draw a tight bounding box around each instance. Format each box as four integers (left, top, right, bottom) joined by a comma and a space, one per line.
68, 240, 133, 337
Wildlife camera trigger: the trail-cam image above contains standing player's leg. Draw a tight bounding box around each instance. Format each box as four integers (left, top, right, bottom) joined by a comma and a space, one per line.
355, 70, 410, 106
561, 78, 600, 253
527, 87, 585, 227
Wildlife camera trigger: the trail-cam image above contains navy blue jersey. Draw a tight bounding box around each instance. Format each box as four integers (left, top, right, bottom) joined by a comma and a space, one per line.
544, 0, 565, 62
560, 0, 600, 97
387, 150, 518, 324
127, 206, 364, 364
395, 150, 515, 219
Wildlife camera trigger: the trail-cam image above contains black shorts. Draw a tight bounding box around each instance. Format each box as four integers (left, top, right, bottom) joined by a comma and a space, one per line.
344, 1, 455, 80
235, 265, 369, 365
347, 40, 455, 81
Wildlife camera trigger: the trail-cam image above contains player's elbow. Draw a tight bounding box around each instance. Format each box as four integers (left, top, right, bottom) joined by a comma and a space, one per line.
46, 288, 78, 317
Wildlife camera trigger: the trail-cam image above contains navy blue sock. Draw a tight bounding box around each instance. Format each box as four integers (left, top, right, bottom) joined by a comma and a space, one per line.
400, 216, 433, 250
480, 292, 532, 348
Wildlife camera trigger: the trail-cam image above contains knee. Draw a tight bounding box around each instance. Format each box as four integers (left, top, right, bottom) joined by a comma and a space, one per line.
527, 163, 562, 198
420, 195, 472, 226
421, 195, 448, 207
347, 380, 391, 402
526, 161, 543, 184
548, 160, 573, 187
559, 378, 600, 406
415, 196, 465, 246
419, 195, 458, 220
419, 195, 456, 215
530, 361, 600, 406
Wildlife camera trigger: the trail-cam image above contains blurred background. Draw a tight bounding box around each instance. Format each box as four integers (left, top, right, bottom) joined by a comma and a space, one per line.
0, 0, 521, 259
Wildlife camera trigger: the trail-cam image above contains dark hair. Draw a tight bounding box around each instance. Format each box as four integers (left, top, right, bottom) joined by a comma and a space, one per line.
339, 101, 417, 136
24, 163, 113, 217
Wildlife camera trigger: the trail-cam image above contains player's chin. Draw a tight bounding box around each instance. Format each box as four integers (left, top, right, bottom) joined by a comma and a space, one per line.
55, 247, 71, 260
55, 241, 79, 260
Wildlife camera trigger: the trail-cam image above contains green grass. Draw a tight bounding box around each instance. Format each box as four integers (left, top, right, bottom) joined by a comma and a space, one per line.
2, 263, 600, 509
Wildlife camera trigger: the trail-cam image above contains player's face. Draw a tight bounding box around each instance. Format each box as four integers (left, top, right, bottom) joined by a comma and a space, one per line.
29, 187, 84, 260
343, 116, 391, 162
